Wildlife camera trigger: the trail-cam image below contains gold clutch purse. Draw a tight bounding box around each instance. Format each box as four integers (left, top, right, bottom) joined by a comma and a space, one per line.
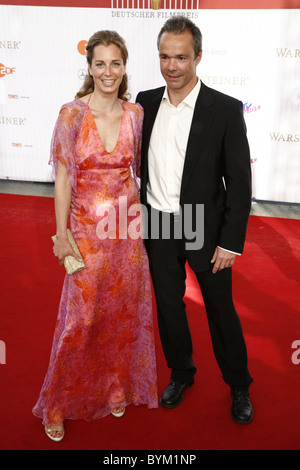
51, 229, 85, 275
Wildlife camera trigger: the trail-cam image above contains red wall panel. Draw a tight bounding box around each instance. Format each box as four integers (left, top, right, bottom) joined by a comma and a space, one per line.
1, 0, 299, 9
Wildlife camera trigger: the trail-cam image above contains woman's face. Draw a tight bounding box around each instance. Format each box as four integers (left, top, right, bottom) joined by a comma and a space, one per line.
88, 43, 126, 96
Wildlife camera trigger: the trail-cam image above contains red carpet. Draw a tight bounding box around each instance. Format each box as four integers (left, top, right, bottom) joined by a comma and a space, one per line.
0, 193, 300, 452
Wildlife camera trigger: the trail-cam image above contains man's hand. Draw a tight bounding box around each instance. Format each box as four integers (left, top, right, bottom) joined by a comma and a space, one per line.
211, 246, 236, 274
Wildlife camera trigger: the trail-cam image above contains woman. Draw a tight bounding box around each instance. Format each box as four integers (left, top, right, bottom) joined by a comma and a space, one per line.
32, 30, 158, 442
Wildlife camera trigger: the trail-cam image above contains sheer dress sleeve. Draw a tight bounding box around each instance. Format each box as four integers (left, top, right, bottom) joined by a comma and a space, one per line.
49, 102, 84, 195
130, 102, 144, 190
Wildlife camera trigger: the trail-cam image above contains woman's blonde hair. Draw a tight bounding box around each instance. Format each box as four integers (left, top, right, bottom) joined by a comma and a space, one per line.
75, 30, 130, 101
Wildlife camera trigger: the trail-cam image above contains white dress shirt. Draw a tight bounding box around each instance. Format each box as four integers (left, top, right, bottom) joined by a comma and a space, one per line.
147, 79, 201, 215
146, 78, 240, 256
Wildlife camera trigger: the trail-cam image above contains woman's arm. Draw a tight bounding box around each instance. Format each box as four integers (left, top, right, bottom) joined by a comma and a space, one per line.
53, 160, 81, 265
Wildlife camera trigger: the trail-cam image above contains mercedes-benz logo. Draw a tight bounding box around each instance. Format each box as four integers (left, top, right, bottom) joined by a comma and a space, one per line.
78, 69, 87, 80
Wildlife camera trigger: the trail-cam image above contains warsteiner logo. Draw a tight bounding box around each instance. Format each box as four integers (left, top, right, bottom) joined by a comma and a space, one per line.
0, 63, 15, 78
270, 132, 300, 143
276, 48, 300, 58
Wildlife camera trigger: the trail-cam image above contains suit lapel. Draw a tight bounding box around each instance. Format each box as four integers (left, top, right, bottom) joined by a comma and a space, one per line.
142, 88, 164, 151
180, 83, 215, 198
141, 88, 164, 195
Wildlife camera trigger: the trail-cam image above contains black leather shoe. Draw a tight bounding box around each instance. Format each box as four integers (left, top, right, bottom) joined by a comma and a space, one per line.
160, 377, 194, 409
230, 388, 254, 424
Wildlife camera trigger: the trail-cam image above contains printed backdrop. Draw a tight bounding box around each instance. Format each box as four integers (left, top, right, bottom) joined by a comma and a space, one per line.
0, 2, 299, 202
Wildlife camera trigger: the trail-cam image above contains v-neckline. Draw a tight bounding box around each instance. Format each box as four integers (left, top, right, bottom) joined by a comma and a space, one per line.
86, 99, 125, 154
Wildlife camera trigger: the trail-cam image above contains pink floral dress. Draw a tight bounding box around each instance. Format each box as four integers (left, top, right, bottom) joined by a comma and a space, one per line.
32, 99, 158, 425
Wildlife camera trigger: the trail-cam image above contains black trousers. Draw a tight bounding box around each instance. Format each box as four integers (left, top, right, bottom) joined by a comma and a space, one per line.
145, 209, 253, 389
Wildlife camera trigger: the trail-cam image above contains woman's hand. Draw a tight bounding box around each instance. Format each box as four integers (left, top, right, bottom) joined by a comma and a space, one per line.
53, 234, 82, 265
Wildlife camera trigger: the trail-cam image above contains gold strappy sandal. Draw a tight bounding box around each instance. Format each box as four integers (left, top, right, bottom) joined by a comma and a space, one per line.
111, 407, 125, 418
44, 423, 65, 442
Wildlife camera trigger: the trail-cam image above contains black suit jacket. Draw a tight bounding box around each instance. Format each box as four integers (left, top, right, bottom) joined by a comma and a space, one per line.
136, 81, 252, 272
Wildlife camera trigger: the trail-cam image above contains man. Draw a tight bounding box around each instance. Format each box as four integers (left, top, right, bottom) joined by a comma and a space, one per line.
136, 16, 254, 424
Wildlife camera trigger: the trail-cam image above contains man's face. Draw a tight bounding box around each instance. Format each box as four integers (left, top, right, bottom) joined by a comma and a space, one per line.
158, 29, 202, 95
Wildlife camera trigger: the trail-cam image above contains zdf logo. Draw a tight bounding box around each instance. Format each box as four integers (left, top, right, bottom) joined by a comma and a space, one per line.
77, 40, 87, 56
0, 63, 16, 78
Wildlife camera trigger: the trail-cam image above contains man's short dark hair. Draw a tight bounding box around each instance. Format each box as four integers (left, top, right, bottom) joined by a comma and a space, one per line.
157, 15, 202, 58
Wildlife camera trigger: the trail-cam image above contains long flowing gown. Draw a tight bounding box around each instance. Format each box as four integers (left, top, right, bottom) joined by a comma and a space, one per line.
32, 99, 158, 425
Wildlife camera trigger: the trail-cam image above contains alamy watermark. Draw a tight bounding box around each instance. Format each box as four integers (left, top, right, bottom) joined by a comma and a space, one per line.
291, 340, 300, 365
0, 340, 6, 364
95, 197, 204, 250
